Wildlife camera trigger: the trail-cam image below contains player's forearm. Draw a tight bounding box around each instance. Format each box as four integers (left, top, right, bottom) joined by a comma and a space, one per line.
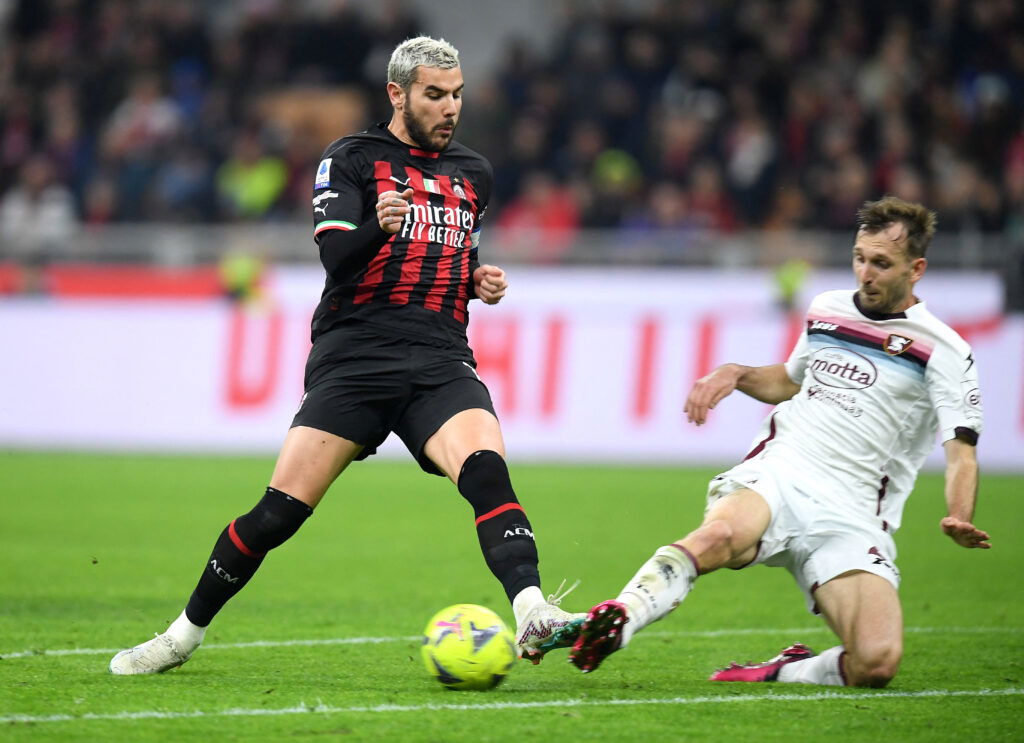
466, 257, 481, 299
318, 221, 392, 278
943, 443, 979, 522
733, 363, 801, 404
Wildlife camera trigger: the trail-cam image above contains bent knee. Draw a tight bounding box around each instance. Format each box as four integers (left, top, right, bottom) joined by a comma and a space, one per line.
850, 665, 898, 688
846, 646, 902, 688
698, 519, 734, 549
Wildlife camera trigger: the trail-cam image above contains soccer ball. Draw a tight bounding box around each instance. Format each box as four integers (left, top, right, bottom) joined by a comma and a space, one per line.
421, 604, 517, 691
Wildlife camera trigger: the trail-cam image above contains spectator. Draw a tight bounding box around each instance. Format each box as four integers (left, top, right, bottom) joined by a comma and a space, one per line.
0, 0, 1021, 238
215, 130, 287, 220
103, 73, 183, 160
496, 171, 580, 262
686, 159, 737, 233
585, 148, 644, 228
620, 180, 697, 261
102, 72, 184, 218
0, 153, 77, 266
724, 111, 777, 226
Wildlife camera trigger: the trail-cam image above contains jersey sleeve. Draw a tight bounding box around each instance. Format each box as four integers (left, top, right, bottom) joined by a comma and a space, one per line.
783, 330, 810, 385
311, 144, 368, 244
783, 297, 818, 385
926, 341, 983, 444
467, 156, 493, 254
464, 156, 493, 297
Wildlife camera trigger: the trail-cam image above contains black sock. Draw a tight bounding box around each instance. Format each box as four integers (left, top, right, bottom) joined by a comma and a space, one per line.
184, 487, 312, 627
458, 450, 541, 603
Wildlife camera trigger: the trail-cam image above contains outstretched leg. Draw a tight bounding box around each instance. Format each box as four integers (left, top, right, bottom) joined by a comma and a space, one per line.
569, 488, 771, 672
424, 409, 584, 663
109, 427, 361, 675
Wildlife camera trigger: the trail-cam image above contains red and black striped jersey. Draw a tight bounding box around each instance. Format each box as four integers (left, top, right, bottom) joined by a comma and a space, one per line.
309, 122, 492, 344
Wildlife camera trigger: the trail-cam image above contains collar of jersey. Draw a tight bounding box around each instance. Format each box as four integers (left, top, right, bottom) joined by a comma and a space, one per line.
852, 291, 921, 321
375, 121, 441, 159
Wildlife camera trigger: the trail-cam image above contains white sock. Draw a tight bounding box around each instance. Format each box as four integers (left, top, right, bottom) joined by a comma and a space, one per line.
616, 545, 697, 646
512, 586, 545, 628
777, 646, 846, 685
166, 609, 206, 652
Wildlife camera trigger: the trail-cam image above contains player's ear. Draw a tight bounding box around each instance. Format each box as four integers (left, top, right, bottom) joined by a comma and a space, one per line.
387, 82, 406, 109
910, 256, 927, 283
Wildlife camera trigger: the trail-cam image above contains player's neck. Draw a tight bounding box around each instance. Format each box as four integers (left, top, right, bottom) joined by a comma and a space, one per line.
386, 116, 417, 148
893, 294, 920, 313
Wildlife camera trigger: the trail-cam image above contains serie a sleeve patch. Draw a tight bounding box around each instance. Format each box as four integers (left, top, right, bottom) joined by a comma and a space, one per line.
314, 158, 332, 189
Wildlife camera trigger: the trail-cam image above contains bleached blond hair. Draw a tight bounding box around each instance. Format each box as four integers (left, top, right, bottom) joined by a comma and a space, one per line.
387, 36, 460, 91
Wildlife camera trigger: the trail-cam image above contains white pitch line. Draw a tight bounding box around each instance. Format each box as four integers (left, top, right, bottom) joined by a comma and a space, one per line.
1, 625, 1019, 661
2, 688, 1022, 725
0, 635, 419, 660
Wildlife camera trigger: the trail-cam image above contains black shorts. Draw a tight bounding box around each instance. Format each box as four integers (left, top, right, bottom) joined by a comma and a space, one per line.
291, 322, 496, 476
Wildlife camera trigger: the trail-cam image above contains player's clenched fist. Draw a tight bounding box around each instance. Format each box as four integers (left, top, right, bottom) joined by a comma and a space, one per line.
474, 264, 507, 305
377, 188, 413, 233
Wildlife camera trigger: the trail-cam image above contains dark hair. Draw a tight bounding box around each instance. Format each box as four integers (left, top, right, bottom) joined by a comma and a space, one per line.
857, 196, 937, 259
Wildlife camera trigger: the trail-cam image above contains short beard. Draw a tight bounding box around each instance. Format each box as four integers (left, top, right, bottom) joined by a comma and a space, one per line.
858, 287, 901, 314
402, 106, 454, 152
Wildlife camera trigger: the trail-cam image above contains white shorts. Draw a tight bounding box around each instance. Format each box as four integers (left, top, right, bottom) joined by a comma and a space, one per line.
706, 456, 900, 615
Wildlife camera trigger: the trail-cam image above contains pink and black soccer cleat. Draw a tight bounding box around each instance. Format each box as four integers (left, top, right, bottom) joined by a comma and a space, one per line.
709, 643, 816, 682
567, 600, 629, 673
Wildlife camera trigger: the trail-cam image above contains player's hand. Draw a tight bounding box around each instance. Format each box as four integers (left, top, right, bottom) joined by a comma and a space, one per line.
685, 363, 742, 426
474, 264, 507, 305
376, 188, 413, 233
940, 517, 991, 549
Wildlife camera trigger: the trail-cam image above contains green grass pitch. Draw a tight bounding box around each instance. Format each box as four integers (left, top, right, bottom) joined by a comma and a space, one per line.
1, 451, 1021, 741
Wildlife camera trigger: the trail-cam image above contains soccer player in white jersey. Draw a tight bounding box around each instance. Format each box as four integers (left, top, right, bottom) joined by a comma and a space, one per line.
564, 196, 989, 687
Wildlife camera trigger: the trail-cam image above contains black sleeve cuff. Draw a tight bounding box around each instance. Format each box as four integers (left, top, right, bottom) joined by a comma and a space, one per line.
953, 427, 979, 446
466, 259, 480, 300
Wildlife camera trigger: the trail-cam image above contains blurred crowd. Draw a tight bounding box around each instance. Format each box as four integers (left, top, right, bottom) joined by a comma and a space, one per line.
1, 0, 1023, 262
474, 0, 1024, 255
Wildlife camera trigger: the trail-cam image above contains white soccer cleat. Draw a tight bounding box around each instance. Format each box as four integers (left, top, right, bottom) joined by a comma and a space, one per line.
108, 632, 194, 675
515, 580, 585, 664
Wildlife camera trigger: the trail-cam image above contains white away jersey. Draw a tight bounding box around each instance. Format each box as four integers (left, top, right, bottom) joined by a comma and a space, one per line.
746, 290, 983, 532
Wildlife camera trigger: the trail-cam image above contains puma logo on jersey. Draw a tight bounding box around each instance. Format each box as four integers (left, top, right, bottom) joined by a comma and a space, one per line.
884, 334, 914, 355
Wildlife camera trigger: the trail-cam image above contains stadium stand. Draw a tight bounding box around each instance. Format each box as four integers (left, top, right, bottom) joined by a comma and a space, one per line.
0, 0, 1021, 287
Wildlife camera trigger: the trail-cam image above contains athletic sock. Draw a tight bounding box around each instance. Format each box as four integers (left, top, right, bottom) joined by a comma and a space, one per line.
165, 609, 206, 652
777, 646, 847, 685
458, 450, 541, 603
616, 544, 698, 646
512, 586, 546, 628
184, 487, 313, 627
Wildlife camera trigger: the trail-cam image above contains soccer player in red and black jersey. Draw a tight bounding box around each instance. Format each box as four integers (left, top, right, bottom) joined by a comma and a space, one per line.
109, 37, 581, 676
